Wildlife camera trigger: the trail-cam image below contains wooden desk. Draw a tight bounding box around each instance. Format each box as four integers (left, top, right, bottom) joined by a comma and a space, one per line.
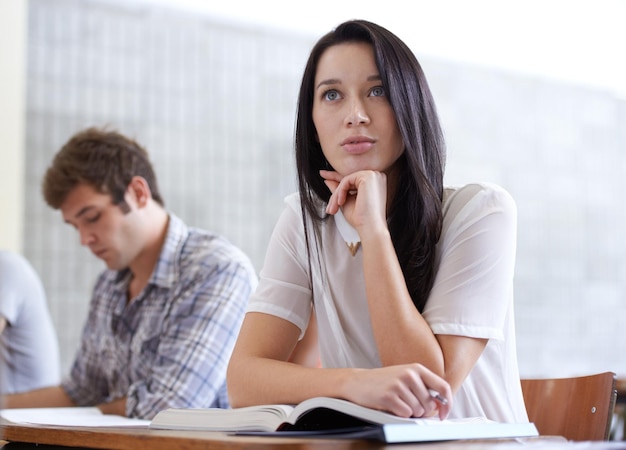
0, 420, 574, 450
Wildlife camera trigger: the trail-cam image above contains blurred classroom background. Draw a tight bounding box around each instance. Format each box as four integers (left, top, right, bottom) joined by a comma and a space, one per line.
1, 0, 624, 379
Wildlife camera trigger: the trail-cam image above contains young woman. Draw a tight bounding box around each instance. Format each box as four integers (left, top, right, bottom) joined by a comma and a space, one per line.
227, 19, 527, 423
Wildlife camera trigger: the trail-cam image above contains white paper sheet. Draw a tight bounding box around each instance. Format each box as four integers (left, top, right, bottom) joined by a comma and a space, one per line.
0, 407, 150, 427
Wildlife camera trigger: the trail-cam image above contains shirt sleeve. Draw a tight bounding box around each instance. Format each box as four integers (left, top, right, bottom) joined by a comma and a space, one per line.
246, 195, 313, 337
423, 183, 518, 341
0, 252, 29, 324
61, 273, 118, 407
125, 254, 256, 419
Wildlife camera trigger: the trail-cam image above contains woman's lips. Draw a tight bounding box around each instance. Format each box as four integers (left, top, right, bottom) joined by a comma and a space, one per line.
341, 136, 375, 154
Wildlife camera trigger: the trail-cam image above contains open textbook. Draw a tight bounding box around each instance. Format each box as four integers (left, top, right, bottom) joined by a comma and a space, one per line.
150, 396, 538, 443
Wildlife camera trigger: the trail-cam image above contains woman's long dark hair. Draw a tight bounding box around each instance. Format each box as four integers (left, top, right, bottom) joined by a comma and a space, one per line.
295, 20, 446, 312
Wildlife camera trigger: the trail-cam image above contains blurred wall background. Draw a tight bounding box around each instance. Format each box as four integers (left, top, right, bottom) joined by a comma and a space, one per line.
0, 1, 27, 253
3, 0, 625, 379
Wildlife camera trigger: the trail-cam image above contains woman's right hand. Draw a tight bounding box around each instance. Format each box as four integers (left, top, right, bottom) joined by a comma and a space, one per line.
320, 169, 388, 236
341, 363, 452, 420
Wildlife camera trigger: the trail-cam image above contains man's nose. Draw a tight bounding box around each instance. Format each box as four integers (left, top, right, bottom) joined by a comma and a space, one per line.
78, 227, 95, 246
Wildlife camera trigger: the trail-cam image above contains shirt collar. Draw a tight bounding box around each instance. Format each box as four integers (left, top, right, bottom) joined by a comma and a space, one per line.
148, 213, 189, 289
334, 209, 360, 248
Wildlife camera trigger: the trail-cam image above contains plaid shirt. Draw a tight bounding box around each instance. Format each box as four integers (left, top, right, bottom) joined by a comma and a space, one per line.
61, 214, 257, 419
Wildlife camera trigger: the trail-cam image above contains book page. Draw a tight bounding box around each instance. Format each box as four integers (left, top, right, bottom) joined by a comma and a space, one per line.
288, 397, 443, 426
0, 407, 150, 427
283, 397, 497, 432
150, 404, 295, 432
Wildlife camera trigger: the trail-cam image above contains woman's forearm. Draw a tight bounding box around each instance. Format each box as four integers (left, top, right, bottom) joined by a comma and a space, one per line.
360, 227, 444, 370
227, 356, 354, 407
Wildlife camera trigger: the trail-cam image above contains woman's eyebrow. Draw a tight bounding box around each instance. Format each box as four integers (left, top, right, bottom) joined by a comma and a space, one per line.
316, 78, 340, 90
315, 74, 381, 90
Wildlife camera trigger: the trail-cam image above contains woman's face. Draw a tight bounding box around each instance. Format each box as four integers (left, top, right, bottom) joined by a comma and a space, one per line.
312, 42, 404, 178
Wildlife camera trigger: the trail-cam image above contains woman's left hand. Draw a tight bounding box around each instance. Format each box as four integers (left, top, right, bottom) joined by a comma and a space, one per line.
320, 169, 388, 237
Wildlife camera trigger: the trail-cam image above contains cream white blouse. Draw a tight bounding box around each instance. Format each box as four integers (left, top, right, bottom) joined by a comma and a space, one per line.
247, 182, 528, 423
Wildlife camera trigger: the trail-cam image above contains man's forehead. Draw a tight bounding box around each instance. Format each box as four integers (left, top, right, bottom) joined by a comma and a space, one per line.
60, 183, 112, 219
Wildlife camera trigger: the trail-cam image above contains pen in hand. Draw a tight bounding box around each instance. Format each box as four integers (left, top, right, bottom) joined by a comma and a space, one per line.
428, 389, 448, 406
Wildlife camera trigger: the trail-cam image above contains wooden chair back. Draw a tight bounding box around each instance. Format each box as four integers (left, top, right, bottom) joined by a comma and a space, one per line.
521, 371, 617, 441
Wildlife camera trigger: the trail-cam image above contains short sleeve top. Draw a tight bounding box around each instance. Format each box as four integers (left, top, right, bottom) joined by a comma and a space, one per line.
247, 183, 528, 423
0, 250, 61, 393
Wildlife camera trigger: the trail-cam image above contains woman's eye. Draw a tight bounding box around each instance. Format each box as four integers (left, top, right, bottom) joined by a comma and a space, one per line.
323, 90, 340, 101
370, 86, 386, 97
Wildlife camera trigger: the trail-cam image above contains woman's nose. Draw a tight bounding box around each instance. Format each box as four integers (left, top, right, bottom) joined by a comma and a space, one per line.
345, 98, 370, 126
